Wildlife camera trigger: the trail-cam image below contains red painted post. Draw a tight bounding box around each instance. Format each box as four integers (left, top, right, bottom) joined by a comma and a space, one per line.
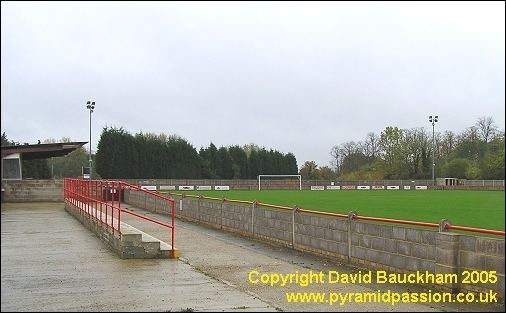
105, 183, 108, 230
94, 180, 97, 220
119, 181, 122, 210
111, 202, 114, 236
117, 181, 121, 237
99, 180, 103, 224
171, 200, 175, 250
78, 179, 81, 210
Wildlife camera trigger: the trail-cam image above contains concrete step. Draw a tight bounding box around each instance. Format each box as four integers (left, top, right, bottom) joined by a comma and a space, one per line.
70, 201, 179, 258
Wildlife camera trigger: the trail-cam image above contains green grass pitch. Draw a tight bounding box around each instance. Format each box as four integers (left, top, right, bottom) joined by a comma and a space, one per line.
179, 190, 504, 230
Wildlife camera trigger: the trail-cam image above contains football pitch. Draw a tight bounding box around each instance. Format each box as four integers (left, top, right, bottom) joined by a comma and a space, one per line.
179, 190, 505, 230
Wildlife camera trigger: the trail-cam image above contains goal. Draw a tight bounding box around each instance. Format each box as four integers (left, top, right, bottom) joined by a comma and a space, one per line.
258, 175, 302, 190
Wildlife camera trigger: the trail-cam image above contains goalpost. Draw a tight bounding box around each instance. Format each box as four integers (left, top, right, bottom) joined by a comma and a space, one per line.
258, 175, 302, 190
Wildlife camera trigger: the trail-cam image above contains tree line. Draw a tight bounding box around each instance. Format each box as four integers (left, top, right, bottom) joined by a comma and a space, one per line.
3, 115, 504, 181
299, 116, 504, 180
94, 127, 298, 179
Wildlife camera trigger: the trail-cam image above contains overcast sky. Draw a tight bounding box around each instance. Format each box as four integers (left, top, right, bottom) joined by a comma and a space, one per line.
1, 1, 504, 168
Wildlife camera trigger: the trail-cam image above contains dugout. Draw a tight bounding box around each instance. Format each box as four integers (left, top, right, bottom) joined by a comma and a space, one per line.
436, 177, 463, 186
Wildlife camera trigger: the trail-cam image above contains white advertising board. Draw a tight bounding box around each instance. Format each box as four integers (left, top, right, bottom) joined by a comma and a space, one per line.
326, 186, 341, 190
178, 185, 195, 191
372, 186, 385, 190
387, 186, 400, 190
415, 186, 428, 190
404, 186, 411, 190
196, 186, 212, 191
159, 185, 176, 191
141, 185, 157, 191
310, 186, 325, 190
342, 186, 355, 190
357, 186, 371, 190
215, 186, 230, 191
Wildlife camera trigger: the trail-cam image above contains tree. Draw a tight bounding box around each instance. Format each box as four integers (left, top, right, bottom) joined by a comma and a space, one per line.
329, 145, 342, 175
228, 145, 249, 178
439, 130, 457, 160
328, 117, 504, 180
379, 126, 403, 178
441, 158, 471, 178
1, 132, 11, 146
216, 147, 234, 179
51, 147, 89, 178
340, 151, 369, 175
317, 166, 337, 180
454, 127, 486, 162
299, 161, 319, 179
284, 152, 298, 175
476, 116, 497, 143
362, 132, 381, 161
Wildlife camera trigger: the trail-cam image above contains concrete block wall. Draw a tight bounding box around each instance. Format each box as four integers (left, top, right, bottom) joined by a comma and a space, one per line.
254, 207, 292, 246
295, 213, 349, 263
199, 199, 222, 227
222, 202, 252, 233
2, 179, 63, 202
458, 236, 505, 295
123, 189, 505, 297
124, 189, 172, 214
350, 222, 436, 274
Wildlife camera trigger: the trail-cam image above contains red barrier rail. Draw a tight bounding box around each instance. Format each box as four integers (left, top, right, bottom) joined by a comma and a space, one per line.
299, 208, 348, 219
161, 191, 504, 236
446, 225, 505, 236
64, 178, 176, 251
354, 215, 439, 228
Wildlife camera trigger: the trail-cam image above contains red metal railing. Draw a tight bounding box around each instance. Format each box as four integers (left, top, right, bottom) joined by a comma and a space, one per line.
445, 224, 505, 236
163, 191, 504, 236
64, 178, 176, 251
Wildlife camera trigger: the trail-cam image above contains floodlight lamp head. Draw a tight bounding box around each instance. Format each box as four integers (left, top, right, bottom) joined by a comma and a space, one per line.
87, 101, 91, 105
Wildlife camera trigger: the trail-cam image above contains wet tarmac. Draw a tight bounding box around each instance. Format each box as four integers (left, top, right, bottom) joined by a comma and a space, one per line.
1, 202, 503, 312
1, 203, 272, 312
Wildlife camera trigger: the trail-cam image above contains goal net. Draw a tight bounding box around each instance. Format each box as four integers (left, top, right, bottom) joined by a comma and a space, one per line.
258, 175, 302, 190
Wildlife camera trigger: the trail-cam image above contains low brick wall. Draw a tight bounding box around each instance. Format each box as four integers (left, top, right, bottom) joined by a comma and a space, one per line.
2, 179, 63, 202
124, 189, 505, 297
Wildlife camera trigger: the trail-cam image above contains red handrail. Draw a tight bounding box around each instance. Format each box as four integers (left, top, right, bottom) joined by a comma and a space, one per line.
64, 178, 177, 251
299, 208, 348, 219
354, 215, 439, 228
446, 225, 505, 236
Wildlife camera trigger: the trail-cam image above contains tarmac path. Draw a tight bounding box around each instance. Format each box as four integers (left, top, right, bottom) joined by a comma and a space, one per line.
2, 202, 503, 312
